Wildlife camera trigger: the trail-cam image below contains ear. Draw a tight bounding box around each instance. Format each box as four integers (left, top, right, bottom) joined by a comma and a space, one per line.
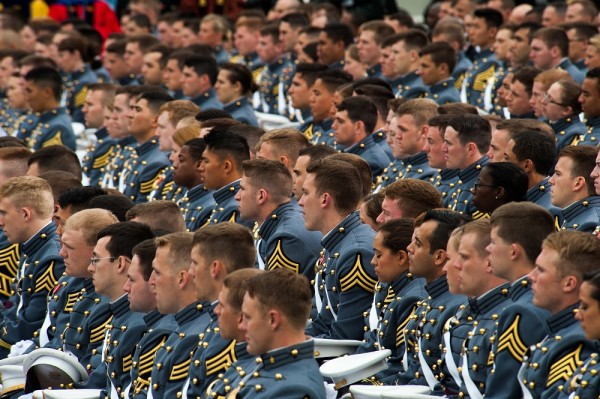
223, 159, 234, 174
321, 192, 331, 209
279, 155, 290, 168
572, 176, 587, 192
210, 260, 223, 279
550, 45, 562, 59
495, 186, 505, 199
409, 49, 419, 62
194, 160, 203, 170
257, 188, 268, 205
562, 106, 574, 119
467, 142, 478, 157
521, 159, 534, 173
21, 207, 32, 222
419, 125, 429, 139
397, 249, 408, 265
116, 256, 131, 274
509, 243, 521, 261
178, 268, 190, 289
268, 309, 283, 330
562, 275, 579, 294
433, 248, 447, 267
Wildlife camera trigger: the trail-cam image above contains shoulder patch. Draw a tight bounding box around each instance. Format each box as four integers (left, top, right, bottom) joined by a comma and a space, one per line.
74, 87, 88, 108
64, 291, 82, 313
547, 343, 583, 387
384, 286, 395, 305
92, 146, 115, 169
137, 336, 167, 381
140, 169, 165, 194
339, 254, 377, 293
496, 314, 528, 362
205, 340, 237, 376
122, 353, 133, 372
267, 240, 300, 274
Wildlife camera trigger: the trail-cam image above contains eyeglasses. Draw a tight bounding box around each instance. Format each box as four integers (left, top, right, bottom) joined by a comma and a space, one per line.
473, 183, 498, 191
542, 93, 568, 107
90, 256, 115, 266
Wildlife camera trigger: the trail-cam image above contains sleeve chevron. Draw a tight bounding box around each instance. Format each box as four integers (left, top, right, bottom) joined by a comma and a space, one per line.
396, 305, 418, 347
42, 131, 63, 147
90, 315, 113, 343
339, 254, 377, 293
267, 240, 300, 274
140, 169, 164, 194
547, 343, 583, 387
205, 340, 237, 376
169, 357, 192, 380
472, 65, 496, 92
35, 262, 57, 293
496, 314, 528, 362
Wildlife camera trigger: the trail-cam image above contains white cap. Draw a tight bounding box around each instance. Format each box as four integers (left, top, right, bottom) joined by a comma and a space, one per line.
349, 385, 432, 399
0, 364, 26, 396
32, 390, 44, 399
320, 349, 391, 389
42, 388, 102, 399
0, 354, 28, 367
381, 391, 439, 399
23, 348, 88, 392
312, 338, 362, 359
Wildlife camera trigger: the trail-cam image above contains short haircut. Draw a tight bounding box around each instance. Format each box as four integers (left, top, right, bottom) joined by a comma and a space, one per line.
421, 209, 470, 254
242, 159, 292, 202
57, 186, 106, 214
259, 23, 280, 43
105, 40, 126, 56
87, 83, 117, 109
353, 85, 395, 118
64, 208, 119, 246
229, 125, 264, 155
195, 109, 234, 122
246, 268, 311, 330
97, 221, 155, 259
557, 145, 597, 196
281, 12, 309, 27
203, 128, 250, 170
582, 270, 600, 304
384, 179, 443, 218
38, 171, 82, 202
158, 100, 200, 127
173, 124, 201, 147
336, 96, 378, 135
183, 138, 207, 162
183, 54, 219, 86
460, 219, 491, 257
297, 145, 336, 161
438, 103, 478, 115
396, 99, 439, 127
495, 118, 554, 139
24, 66, 63, 101
432, 20, 465, 49
201, 14, 229, 35
154, 232, 193, 272
294, 63, 329, 88
533, 27, 569, 57
569, 0, 598, 17
362, 192, 384, 222
483, 162, 529, 202
315, 69, 353, 93
386, 10, 415, 29
0, 147, 31, 179
219, 62, 256, 95
512, 66, 541, 97
192, 223, 255, 273
510, 131, 556, 175
359, 21, 395, 45
19, 55, 57, 70
322, 22, 354, 47
0, 176, 54, 219
490, 202, 553, 264
167, 49, 194, 70
565, 22, 597, 42
89, 195, 135, 222
396, 29, 429, 52
543, 230, 600, 278
127, 34, 160, 53
473, 7, 504, 29
443, 114, 491, 154
554, 78, 582, 115
57, 35, 87, 58
125, 200, 186, 233
306, 158, 363, 214
587, 67, 600, 92
137, 91, 174, 115
326, 153, 373, 198
132, 239, 157, 281
378, 218, 415, 254
419, 41, 457, 73
256, 128, 308, 167
28, 145, 83, 180
223, 268, 264, 311
0, 137, 27, 148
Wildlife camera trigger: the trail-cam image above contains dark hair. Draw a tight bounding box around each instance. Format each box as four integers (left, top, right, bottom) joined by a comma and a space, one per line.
183, 138, 207, 161
57, 186, 106, 213
195, 108, 233, 121
297, 144, 337, 160
0, 137, 27, 148
484, 162, 529, 202
89, 194, 135, 222
473, 7, 504, 29
510, 131, 556, 176
533, 27, 569, 57
28, 145, 82, 180
132, 238, 157, 280
219, 63, 257, 95
281, 12, 310, 28
396, 29, 429, 52
306, 158, 362, 214
327, 153, 373, 198
126, 34, 160, 53
24, 66, 63, 101
192, 223, 255, 273
421, 209, 470, 254
378, 219, 415, 254
419, 41, 457, 73
137, 91, 174, 114
57, 35, 88, 61
512, 66, 541, 97
336, 96, 378, 135
183, 54, 219, 85
203, 127, 250, 170
322, 22, 354, 47
125, 201, 186, 233
315, 69, 353, 93
129, 13, 152, 31
362, 192, 384, 223
443, 114, 491, 154
294, 63, 329, 88
38, 171, 82, 202
384, 179, 443, 218
97, 221, 155, 259
558, 145, 597, 196
387, 10, 415, 29
583, 271, 600, 305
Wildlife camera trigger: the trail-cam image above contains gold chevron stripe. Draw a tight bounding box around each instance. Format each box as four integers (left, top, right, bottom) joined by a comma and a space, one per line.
472, 65, 495, 92
35, 262, 57, 293
496, 314, 527, 362
90, 315, 113, 343
396, 305, 417, 347
205, 340, 237, 376
267, 240, 300, 274
339, 254, 377, 293
64, 292, 81, 313
92, 146, 115, 169
74, 87, 88, 108
169, 357, 191, 380
123, 353, 133, 372
547, 343, 583, 386
140, 170, 164, 193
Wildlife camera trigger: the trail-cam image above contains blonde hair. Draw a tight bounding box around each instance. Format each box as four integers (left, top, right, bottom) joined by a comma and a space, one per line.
155, 232, 194, 272
64, 209, 119, 246
0, 176, 54, 219
173, 124, 201, 147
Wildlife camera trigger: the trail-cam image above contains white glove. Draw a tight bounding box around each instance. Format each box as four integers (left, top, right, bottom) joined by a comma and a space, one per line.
324, 382, 337, 399
8, 340, 34, 357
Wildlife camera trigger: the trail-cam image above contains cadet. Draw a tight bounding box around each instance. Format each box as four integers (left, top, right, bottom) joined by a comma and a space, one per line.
206, 268, 325, 398
56, 35, 98, 124
27, 145, 83, 180
388, 30, 429, 99
504, 131, 564, 228
291, 145, 336, 202
199, 14, 230, 65
301, 159, 377, 340
147, 233, 215, 399
181, 55, 223, 110
419, 42, 461, 105
397, 210, 468, 387
236, 159, 321, 277
120, 91, 172, 203
426, 115, 460, 208
85, 222, 155, 391
174, 139, 215, 231
23, 67, 76, 151
0, 177, 64, 358
126, 239, 178, 399
356, 21, 394, 79
442, 114, 491, 219
334, 96, 391, 179
124, 35, 160, 83
201, 128, 252, 226
54, 186, 106, 237
254, 24, 295, 116
530, 27, 585, 84
376, 179, 443, 224
544, 79, 585, 150
317, 22, 354, 70
484, 203, 555, 399
196, 268, 262, 399
288, 63, 328, 135
163, 50, 190, 100
81, 83, 118, 187
184, 223, 256, 399
462, 9, 503, 108
578, 67, 600, 145
215, 63, 258, 126
519, 231, 599, 398
451, 220, 511, 397
550, 145, 600, 232
353, 219, 427, 381
126, 200, 186, 233
308, 69, 353, 148
229, 19, 263, 80
103, 40, 140, 86
431, 21, 472, 91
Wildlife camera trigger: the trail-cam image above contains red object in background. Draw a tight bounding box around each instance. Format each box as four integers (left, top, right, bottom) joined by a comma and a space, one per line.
48, 1, 121, 40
